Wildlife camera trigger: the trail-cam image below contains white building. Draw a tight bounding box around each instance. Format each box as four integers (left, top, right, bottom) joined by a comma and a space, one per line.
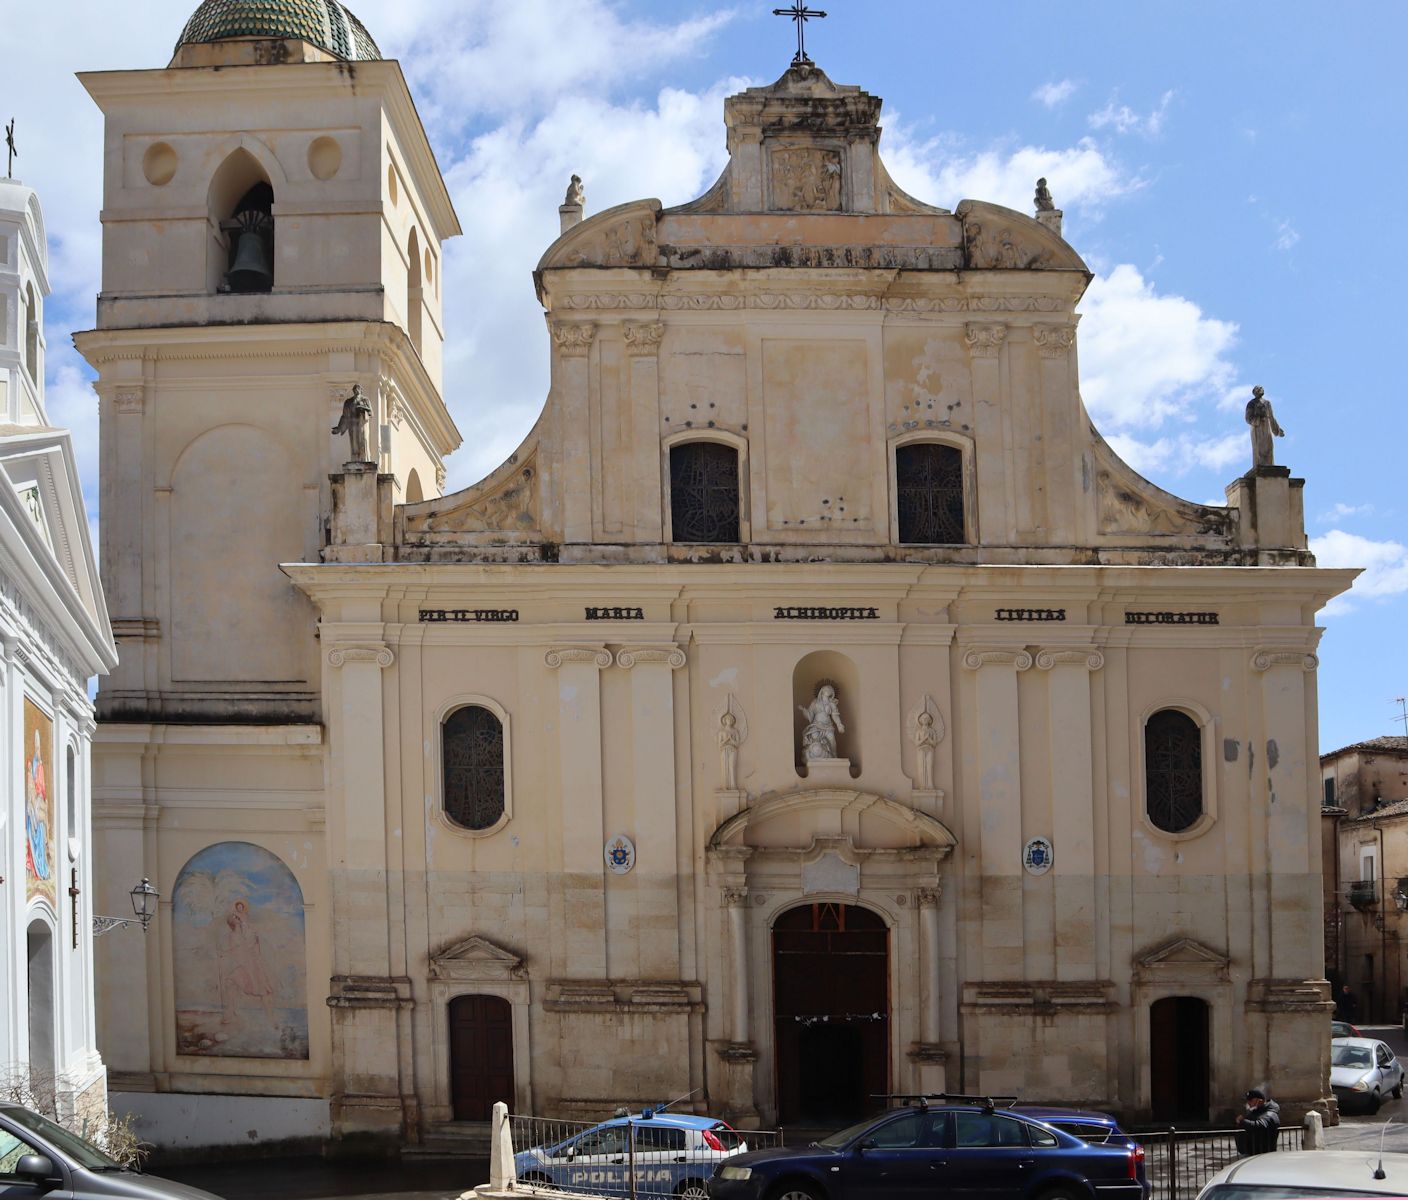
0, 175, 117, 1120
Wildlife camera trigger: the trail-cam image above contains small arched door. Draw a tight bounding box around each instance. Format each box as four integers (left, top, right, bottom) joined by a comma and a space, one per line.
1150, 996, 1210, 1121
449, 995, 514, 1121
773, 903, 889, 1124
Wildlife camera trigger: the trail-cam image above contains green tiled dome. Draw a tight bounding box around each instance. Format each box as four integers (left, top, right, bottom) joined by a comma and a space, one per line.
176, 0, 381, 62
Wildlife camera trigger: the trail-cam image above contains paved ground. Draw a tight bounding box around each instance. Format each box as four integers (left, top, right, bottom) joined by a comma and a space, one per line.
150, 1027, 1408, 1199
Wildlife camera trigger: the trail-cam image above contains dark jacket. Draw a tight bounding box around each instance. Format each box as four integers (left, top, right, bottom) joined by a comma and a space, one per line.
1235, 1099, 1281, 1155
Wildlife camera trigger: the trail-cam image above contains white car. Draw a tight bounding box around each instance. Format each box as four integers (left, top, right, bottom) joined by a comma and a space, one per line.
1331, 1035, 1406, 1113
1197, 1149, 1408, 1198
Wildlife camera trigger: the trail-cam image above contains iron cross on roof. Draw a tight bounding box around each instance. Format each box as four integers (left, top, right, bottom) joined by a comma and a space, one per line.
772, 1, 827, 66
5, 120, 15, 181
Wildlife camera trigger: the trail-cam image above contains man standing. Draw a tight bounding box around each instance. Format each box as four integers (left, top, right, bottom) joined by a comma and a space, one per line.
1337, 984, 1360, 1024
1235, 1089, 1281, 1156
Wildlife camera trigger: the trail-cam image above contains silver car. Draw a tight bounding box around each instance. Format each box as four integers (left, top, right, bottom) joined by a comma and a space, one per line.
0, 1102, 222, 1199
1331, 1035, 1405, 1113
1198, 1149, 1408, 1198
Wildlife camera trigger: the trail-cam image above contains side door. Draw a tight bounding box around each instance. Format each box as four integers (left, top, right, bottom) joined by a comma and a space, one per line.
837, 1111, 946, 1200
941, 1112, 1036, 1199
1377, 1043, 1402, 1097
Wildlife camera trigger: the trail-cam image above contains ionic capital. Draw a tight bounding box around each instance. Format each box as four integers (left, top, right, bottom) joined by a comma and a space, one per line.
616, 646, 687, 669
964, 324, 1007, 358
545, 646, 614, 669
1035, 646, 1105, 671
327, 644, 395, 669
962, 646, 1033, 671
1251, 647, 1319, 672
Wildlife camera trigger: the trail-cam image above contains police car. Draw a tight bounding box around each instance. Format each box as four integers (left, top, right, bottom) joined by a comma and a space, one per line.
516, 1110, 749, 1200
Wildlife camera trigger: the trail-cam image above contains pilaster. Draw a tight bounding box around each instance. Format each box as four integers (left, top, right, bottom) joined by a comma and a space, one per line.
550, 324, 596, 546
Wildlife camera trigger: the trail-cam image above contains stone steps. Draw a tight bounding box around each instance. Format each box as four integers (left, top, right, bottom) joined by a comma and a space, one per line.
404, 1121, 493, 1158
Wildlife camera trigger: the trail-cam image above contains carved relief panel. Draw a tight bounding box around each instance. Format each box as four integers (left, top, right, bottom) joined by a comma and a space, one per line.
769, 147, 843, 212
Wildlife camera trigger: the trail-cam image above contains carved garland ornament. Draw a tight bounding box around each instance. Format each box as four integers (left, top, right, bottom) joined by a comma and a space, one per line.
623, 323, 666, 356
1033, 325, 1077, 358
544, 647, 614, 669
962, 648, 1034, 671
1250, 648, 1319, 672
327, 645, 395, 668
559, 294, 1069, 313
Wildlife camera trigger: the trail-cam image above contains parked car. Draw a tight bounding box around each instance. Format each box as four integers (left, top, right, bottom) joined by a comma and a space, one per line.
0, 1100, 223, 1198
1011, 1105, 1139, 1148
1331, 1019, 1361, 1039
516, 1111, 749, 1200
1331, 1036, 1405, 1113
1197, 1149, 1408, 1198
707, 1101, 1147, 1200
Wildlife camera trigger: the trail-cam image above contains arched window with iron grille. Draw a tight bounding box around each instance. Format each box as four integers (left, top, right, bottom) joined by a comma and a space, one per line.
443, 706, 506, 831
895, 443, 966, 544
670, 441, 740, 544
1145, 709, 1203, 833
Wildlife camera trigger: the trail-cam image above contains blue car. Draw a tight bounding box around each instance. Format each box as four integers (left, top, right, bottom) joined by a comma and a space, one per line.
517, 1111, 751, 1200
708, 1101, 1148, 1200
1012, 1106, 1140, 1150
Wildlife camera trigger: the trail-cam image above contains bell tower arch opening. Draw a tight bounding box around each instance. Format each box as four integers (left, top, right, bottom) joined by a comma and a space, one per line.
407, 226, 424, 356
772, 902, 888, 1124
208, 149, 274, 294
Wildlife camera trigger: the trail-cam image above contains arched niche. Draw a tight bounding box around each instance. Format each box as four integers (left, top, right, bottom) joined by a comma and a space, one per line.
207, 148, 275, 293
171, 841, 309, 1060
792, 649, 861, 777
405, 468, 424, 505
26, 920, 55, 1079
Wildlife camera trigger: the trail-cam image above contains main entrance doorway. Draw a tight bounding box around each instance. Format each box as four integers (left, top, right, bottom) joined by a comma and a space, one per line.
773, 903, 889, 1124
1150, 996, 1210, 1121
449, 995, 514, 1121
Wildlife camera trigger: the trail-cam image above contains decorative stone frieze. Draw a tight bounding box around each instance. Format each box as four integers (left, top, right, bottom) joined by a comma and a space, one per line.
961, 647, 1034, 671
114, 389, 144, 414
1251, 647, 1319, 672
1035, 646, 1105, 671
550, 323, 596, 356
615, 646, 686, 669
544, 647, 613, 669
1033, 325, 1077, 358
326, 644, 395, 668
964, 324, 1006, 358
559, 293, 1071, 313
623, 322, 665, 356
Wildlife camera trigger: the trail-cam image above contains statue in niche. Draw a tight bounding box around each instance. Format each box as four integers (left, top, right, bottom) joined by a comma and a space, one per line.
914, 712, 939, 790
564, 174, 585, 207
718, 713, 742, 790
332, 384, 373, 463
1245, 385, 1285, 468
799, 682, 845, 761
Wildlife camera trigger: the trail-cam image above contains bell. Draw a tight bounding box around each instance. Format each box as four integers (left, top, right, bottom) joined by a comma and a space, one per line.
226, 225, 273, 293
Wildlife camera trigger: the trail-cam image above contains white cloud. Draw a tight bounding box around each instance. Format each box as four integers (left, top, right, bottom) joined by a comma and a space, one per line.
1032, 79, 1079, 108
1088, 90, 1175, 137
1077, 264, 1240, 432
1106, 431, 1244, 478
1319, 501, 1375, 523
1272, 218, 1300, 251
1310, 530, 1408, 614
883, 128, 1138, 216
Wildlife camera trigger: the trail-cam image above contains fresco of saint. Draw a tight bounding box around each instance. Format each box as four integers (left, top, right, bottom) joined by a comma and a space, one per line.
22, 699, 55, 907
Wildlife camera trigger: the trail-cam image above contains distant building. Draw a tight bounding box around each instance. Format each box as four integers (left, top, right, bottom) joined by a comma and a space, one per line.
0, 176, 117, 1119
1323, 737, 1408, 1020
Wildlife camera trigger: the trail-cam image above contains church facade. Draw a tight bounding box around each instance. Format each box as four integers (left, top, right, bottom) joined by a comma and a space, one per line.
85, 2, 1351, 1151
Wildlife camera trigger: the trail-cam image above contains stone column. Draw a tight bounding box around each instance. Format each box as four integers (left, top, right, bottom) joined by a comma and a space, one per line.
546, 647, 613, 980
1036, 646, 1104, 982
717, 886, 759, 1124
615, 646, 686, 978
624, 324, 665, 542
551, 324, 596, 547
962, 646, 1032, 980
907, 886, 947, 1094
324, 641, 409, 1143
965, 325, 1011, 542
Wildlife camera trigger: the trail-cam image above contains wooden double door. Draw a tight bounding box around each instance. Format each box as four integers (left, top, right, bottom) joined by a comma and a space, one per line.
449, 994, 514, 1121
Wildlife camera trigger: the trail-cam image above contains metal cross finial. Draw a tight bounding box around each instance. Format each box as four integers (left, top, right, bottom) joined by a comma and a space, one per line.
772, 1, 827, 66
4, 120, 15, 180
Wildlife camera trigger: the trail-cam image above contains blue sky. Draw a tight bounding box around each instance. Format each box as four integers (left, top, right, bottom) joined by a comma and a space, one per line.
9, 1, 1406, 753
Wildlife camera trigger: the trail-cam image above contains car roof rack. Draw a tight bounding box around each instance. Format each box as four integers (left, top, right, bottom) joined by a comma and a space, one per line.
872, 1093, 1020, 1113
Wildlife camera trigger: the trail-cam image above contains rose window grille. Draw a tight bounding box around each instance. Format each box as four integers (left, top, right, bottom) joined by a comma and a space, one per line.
1144, 709, 1203, 833
896, 443, 966, 544
443, 706, 505, 830
670, 442, 741, 543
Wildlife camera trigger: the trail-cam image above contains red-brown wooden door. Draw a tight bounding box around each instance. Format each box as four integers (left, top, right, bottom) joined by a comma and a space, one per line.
450, 995, 514, 1121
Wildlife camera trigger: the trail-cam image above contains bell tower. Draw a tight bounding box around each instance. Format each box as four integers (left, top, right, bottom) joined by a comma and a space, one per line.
75, 2, 462, 723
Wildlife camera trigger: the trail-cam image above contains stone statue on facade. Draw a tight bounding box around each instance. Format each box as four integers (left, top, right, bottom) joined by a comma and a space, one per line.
799, 683, 845, 761
1245, 385, 1284, 468
718, 711, 743, 790
333, 384, 373, 464
564, 174, 585, 207
1034, 177, 1055, 212
913, 711, 939, 790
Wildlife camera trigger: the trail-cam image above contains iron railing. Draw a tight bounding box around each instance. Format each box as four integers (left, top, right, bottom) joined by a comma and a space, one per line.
509, 1114, 783, 1200
1138, 1124, 1304, 1200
